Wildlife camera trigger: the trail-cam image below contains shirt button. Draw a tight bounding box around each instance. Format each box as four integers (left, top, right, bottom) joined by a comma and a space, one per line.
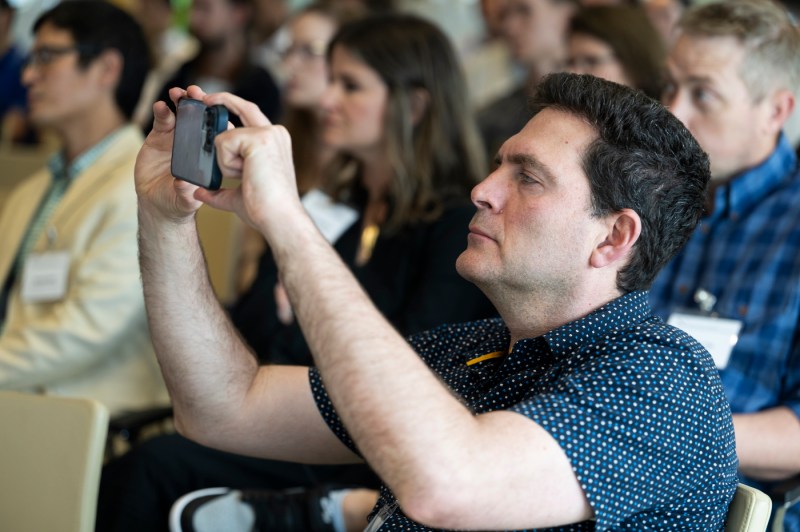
738, 305, 747, 316
678, 285, 689, 295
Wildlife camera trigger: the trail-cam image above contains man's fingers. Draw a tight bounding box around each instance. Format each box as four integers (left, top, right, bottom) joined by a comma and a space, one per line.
204, 92, 271, 128
195, 187, 242, 215
274, 283, 294, 325
168, 86, 187, 107
185, 85, 208, 101
150, 101, 176, 134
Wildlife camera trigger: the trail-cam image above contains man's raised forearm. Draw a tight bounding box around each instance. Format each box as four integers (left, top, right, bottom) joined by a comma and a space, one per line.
267, 213, 482, 500
137, 205, 259, 436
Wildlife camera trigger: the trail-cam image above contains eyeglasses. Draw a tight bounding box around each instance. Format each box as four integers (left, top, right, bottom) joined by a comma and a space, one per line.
280, 40, 328, 62
24, 45, 89, 68
564, 54, 618, 71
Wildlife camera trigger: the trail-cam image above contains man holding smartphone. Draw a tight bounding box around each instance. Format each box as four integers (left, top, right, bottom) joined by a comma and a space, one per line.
135, 74, 738, 531
0, 0, 168, 414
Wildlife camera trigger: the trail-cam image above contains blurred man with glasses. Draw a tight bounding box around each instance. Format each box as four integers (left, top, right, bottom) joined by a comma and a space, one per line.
0, 0, 168, 414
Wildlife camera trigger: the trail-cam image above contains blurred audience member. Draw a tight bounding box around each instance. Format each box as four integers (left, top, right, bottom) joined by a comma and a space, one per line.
0, 0, 167, 414
653, 0, 800, 529
481, 0, 507, 38
148, 0, 281, 130
249, 0, 289, 83
476, 0, 576, 160
235, 0, 363, 308
0, 0, 32, 144
279, 2, 362, 194
641, 0, 688, 44
565, 4, 666, 99
459, 0, 525, 111
131, 0, 198, 128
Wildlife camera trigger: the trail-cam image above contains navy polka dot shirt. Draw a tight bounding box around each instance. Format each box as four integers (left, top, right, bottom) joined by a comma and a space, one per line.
309, 291, 739, 530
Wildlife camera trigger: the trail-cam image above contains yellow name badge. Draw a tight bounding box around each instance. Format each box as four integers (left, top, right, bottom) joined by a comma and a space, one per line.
20, 251, 71, 303
667, 312, 743, 369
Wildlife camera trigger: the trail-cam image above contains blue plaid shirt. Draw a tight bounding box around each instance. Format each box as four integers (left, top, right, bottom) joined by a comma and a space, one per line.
649, 134, 800, 531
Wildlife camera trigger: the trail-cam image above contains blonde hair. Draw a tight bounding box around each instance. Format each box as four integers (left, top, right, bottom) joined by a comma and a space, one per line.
678, 0, 800, 101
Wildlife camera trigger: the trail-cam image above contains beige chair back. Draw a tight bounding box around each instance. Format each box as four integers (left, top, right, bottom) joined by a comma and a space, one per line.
0, 391, 109, 532
725, 483, 773, 532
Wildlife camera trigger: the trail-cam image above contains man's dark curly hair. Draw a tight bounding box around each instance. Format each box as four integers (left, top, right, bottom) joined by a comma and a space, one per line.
530, 73, 710, 293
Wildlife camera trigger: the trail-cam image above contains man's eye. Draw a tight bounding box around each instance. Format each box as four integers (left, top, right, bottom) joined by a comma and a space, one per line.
661, 82, 676, 100
692, 87, 713, 105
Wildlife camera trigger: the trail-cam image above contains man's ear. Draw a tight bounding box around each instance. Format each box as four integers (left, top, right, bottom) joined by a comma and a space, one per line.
409, 88, 430, 126
763, 88, 795, 137
590, 208, 641, 269
94, 48, 124, 90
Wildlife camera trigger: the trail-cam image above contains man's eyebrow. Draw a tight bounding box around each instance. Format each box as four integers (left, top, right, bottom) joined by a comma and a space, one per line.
506, 152, 559, 183
664, 65, 715, 86
684, 74, 716, 86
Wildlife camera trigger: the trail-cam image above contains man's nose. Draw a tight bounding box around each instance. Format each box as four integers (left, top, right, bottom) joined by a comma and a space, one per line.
471, 170, 506, 212
664, 89, 692, 129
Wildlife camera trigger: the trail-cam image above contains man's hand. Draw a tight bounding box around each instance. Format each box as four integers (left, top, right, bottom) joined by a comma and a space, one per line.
135, 86, 207, 223
195, 91, 304, 241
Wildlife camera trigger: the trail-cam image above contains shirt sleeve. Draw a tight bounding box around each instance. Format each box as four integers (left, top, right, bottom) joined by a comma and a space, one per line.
510, 332, 737, 529
782, 339, 800, 419
308, 367, 360, 455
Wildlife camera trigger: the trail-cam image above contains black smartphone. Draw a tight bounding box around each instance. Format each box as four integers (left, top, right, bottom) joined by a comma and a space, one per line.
171, 98, 229, 190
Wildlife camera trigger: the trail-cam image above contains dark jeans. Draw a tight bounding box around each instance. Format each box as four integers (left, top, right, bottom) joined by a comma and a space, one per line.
96, 432, 378, 532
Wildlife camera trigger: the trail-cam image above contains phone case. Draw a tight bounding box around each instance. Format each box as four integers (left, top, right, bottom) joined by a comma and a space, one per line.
171, 98, 229, 190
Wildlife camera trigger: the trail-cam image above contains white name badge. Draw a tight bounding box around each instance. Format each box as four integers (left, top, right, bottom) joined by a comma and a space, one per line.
668, 312, 742, 369
20, 251, 71, 303
301, 189, 359, 244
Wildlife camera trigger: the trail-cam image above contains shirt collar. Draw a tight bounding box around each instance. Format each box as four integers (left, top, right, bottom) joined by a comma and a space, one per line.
539, 290, 653, 358
711, 133, 797, 220
47, 127, 126, 182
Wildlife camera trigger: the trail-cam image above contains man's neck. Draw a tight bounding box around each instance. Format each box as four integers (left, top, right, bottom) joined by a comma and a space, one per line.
706, 134, 783, 210
58, 105, 126, 164
490, 282, 622, 347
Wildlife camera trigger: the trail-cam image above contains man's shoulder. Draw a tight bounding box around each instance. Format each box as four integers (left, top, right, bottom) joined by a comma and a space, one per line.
86, 126, 142, 178
772, 162, 800, 200
6, 166, 51, 206
66, 126, 143, 204
731, 160, 800, 237
564, 299, 713, 373
732, 139, 800, 211
601, 315, 702, 353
